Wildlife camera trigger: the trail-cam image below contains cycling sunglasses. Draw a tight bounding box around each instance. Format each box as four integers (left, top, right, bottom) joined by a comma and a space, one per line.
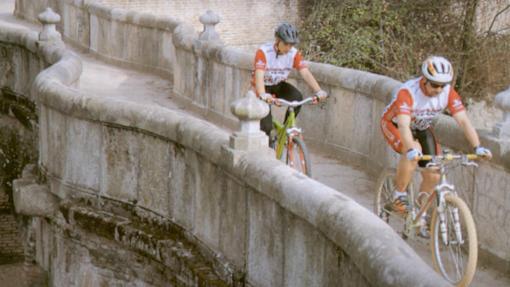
428, 81, 446, 89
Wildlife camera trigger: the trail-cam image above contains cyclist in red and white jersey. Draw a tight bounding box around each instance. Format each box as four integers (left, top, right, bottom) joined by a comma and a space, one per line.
252, 22, 327, 139
381, 56, 492, 233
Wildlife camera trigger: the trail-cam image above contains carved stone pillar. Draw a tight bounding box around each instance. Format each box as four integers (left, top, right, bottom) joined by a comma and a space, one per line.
198, 10, 223, 44
229, 90, 270, 151
38, 8, 62, 42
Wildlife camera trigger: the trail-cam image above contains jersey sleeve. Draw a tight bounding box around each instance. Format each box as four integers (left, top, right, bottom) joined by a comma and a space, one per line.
446, 88, 465, 115
293, 51, 308, 70
394, 89, 413, 115
254, 49, 267, 71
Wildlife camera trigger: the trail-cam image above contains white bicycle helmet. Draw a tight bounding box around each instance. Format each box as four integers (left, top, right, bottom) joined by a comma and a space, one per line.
421, 56, 453, 84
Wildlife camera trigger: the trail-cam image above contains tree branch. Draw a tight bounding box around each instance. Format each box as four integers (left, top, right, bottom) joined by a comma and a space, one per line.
486, 4, 510, 35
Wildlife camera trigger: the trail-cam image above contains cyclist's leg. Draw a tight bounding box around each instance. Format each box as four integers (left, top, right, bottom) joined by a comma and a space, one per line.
260, 85, 277, 138
415, 128, 440, 194
381, 120, 420, 213
415, 128, 440, 237
273, 82, 303, 120
381, 120, 420, 192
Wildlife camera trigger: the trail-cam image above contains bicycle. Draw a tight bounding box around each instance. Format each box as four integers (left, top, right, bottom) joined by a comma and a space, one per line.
374, 152, 482, 287
270, 97, 318, 177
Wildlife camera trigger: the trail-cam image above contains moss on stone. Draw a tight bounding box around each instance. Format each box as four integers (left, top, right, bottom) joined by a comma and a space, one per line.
0, 87, 37, 199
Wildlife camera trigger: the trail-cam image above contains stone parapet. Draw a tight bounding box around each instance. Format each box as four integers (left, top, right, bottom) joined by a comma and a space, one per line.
1, 18, 451, 285
8, 0, 510, 282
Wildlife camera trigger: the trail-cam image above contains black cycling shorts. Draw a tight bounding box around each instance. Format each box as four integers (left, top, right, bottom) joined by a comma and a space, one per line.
412, 128, 441, 167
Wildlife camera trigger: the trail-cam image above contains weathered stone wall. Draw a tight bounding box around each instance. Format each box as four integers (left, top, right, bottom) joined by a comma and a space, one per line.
1, 21, 450, 287
96, 0, 303, 48
0, 35, 43, 264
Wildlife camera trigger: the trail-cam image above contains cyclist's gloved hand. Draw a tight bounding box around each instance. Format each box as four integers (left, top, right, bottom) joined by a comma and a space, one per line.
313, 90, 328, 103
406, 148, 423, 161
474, 146, 492, 159
259, 93, 275, 104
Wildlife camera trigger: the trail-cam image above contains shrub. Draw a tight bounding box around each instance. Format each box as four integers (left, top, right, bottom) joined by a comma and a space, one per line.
299, 0, 510, 101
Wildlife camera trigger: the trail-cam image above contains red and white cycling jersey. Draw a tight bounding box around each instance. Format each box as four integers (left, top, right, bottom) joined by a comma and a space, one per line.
382, 77, 465, 131
252, 42, 308, 86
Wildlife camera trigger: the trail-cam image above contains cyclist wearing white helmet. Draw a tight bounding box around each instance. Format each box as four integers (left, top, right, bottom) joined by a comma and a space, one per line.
252, 22, 328, 139
380, 55, 492, 236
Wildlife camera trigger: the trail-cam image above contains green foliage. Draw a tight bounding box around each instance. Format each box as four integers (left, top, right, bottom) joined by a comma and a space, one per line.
299, 0, 509, 101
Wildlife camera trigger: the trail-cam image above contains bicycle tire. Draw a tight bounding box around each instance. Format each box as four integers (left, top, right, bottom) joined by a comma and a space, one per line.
286, 136, 312, 176
430, 194, 477, 287
373, 168, 395, 222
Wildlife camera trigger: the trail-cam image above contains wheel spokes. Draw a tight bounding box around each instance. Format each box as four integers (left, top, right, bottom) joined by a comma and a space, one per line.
436, 202, 470, 283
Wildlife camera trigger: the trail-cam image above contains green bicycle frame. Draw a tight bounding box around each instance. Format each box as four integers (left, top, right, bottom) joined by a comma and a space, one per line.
273, 107, 297, 159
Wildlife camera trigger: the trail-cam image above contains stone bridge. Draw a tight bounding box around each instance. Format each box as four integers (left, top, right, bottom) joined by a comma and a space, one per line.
1, 0, 509, 286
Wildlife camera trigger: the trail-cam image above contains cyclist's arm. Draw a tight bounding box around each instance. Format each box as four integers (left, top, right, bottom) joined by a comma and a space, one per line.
452, 110, 480, 148
396, 114, 415, 153
254, 69, 266, 96
298, 68, 321, 93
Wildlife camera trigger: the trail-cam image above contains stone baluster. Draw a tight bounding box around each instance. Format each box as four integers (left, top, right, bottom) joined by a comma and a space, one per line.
198, 10, 223, 44
229, 90, 270, 151
493, 87, 510, 139
38, 8, 62, 42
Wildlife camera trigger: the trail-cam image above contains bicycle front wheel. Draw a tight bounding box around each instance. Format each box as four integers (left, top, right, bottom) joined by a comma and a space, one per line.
286, 137, 312, 177
430, 194, 477, 287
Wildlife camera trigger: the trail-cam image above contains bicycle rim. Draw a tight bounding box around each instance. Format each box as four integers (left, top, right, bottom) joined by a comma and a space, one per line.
286, 137, 311, 176
373, 169, 395, 222
430, 194, 477, 286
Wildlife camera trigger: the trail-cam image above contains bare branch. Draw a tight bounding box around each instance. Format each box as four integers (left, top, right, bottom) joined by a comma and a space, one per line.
486, 4, 510, 35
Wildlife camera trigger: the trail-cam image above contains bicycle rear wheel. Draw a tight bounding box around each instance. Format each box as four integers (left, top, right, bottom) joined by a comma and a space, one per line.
430, 194, 477, 287
286, 136, 311, 176
373, 169, 395, 222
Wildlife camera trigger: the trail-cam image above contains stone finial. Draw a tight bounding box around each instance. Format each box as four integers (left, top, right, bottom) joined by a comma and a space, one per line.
198, 10, 222, 43
229, 90, 270, 150
38, 8, 62, 42
493, 87, 510, 139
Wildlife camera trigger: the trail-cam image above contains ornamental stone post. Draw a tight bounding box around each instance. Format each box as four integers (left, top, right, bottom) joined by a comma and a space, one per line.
198, 10, 223, 44
221, 90, 271, 167
229, 90, 270, 151
38, 8, 62, 42
493, 87, 510, 139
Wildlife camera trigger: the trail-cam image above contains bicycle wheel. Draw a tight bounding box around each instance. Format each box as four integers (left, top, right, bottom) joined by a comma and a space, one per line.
286, 136, 311, 176
374, 169, 399, 223
430, 194, 477, 287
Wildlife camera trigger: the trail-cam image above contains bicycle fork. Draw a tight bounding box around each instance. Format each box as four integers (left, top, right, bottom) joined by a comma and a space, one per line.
436, 181, 464, 246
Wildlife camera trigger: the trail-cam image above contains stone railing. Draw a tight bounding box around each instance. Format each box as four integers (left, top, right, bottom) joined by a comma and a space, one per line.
1, 9, 453, 287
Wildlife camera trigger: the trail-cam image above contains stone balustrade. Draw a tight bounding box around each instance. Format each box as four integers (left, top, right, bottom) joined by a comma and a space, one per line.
0, 9, 453, 286
10, 0, 510, 278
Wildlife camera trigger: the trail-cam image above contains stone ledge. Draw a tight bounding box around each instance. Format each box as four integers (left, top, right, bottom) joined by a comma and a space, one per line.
12, 179, 58, 218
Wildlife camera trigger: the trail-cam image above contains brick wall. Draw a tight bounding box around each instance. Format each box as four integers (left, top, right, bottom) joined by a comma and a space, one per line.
0, 185, 24, 263
0, 187, 9, 210
97, 0, 304, 48
0, 213, 24, 262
